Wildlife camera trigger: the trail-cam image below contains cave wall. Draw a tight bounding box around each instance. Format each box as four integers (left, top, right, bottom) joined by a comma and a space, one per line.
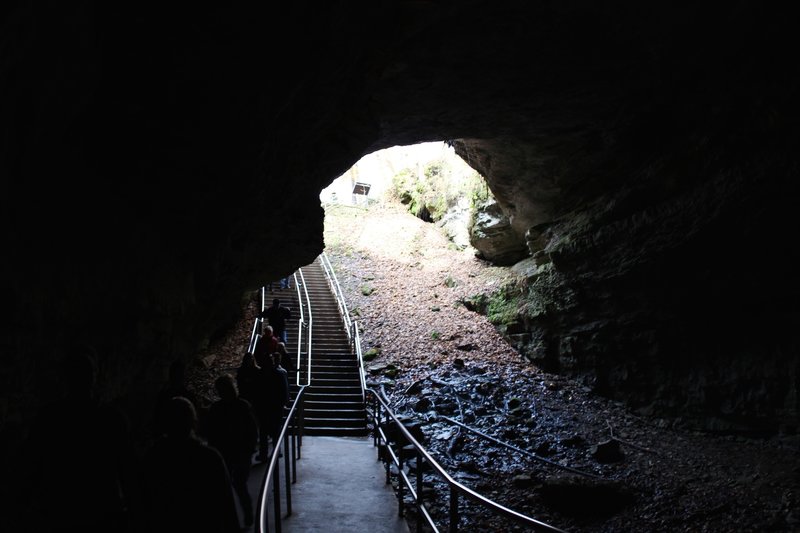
2, 0, 799, 510
446, 4, 800, 432
459, 128, 800, 432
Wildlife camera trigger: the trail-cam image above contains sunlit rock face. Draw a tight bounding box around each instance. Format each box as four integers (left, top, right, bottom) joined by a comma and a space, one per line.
470, 199, 529, 265
1, 1, 798, 492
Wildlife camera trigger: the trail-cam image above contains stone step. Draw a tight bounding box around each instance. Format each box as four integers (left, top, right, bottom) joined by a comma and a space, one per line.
299, 426, 369, 437
295, 418, 367, 428
303, 409, 366, 420
304, 391, 364, 403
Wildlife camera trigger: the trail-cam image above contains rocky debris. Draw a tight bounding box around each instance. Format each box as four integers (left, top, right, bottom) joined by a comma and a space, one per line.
590, 439, 625, 464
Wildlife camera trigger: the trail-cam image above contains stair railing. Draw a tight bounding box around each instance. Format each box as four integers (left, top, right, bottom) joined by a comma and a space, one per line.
367, 389, 566, 533
294, 269, 313, 387
320, 252, 365, 404
352, 321, 367, 405
252, 271, 310, 533
317, 252, 566, 533
247, 287, 267, 354
319, 252, 352, 342
256, 385, 307, 533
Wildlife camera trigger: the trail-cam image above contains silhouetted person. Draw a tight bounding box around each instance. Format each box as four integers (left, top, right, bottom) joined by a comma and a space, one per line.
272, 351, 290, 397
276, 341, 295, 375
153, 359, 198, 438
206, 375, 259, 528
252, 350, 272, 461
21, 346, 135, 533
142, 396, 239, 533
270, 352, 291, 453
259, 298, 291, 344
252, 350, 289, 460
252, 325, 278, 364
236, 352, 260, 409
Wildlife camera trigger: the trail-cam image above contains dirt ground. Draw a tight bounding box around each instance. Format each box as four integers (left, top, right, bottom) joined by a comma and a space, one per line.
190, 200, 800, 533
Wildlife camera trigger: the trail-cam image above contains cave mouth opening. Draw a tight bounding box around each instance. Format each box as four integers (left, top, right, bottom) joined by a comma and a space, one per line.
320, 141, 490, 230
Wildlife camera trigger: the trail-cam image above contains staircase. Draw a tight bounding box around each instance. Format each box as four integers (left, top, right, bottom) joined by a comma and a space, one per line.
292, 257, 368, 437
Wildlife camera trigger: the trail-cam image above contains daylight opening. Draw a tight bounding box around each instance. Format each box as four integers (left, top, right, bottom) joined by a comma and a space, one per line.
321, 141, 491, 253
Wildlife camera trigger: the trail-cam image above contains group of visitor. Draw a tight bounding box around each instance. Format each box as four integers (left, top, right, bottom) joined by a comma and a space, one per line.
16, 287, 297, 532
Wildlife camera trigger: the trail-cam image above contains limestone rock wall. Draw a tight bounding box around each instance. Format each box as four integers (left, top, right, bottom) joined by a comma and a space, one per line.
454, 95, 800, 432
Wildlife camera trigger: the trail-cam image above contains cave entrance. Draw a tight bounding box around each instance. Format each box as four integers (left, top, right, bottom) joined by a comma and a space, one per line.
320, 141, 490, 253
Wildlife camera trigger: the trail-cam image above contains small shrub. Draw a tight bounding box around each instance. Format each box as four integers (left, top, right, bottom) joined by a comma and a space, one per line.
363, 347, 381, 361
361, 285, 374, 296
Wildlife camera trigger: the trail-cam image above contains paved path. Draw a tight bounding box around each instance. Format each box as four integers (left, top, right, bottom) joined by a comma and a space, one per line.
246, 436, 409, 533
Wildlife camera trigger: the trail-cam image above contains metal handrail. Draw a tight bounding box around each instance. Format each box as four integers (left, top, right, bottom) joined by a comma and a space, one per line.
319, 252, 352, 341
252, 269, 312, 533
256, 385, 307, 533
248, 318, 261, 355
292, 272, 305, 385
319, 252, 363, 403
367, 389, 567, 533
247, 287, 267, 354
353, 321, 367, 405
316, 252, 566, 533
295, 269, 312, 386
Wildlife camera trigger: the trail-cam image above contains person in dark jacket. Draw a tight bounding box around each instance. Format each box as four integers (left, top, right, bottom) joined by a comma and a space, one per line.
142, 396, 239, 533
259, 298, 291, 344
252, 350, 290, 460
276, 341, 295, 376
235, 352, 260, 409
206, 375, 259, 528
153, 359, 199, 439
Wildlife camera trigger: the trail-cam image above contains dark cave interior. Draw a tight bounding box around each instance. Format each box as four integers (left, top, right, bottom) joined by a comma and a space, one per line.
1, 1, 799, 529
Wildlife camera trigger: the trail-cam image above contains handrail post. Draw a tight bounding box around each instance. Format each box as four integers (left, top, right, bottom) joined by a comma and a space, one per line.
373, 394, 379, 448
273, 463, 282, 533
260, 486, 270, 533
291, 410, 298, 483
381, 404, 391, 485
298, 394, 304, 454
397, 439, 405, 517
416, 449, 424, 533
449, 487, 459, 533
284, 431, 292, 516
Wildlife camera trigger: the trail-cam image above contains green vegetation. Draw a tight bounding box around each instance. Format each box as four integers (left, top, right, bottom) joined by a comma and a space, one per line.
487, 289, 520, 328
361, 284, 375, 296
462, 281, 522, 331
389, 158, 492, 223
363, 347, 381, 361
431, 330, 441, 340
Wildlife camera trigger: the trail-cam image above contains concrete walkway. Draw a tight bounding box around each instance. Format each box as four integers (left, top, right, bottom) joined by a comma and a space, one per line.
247, 436, 410, 533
